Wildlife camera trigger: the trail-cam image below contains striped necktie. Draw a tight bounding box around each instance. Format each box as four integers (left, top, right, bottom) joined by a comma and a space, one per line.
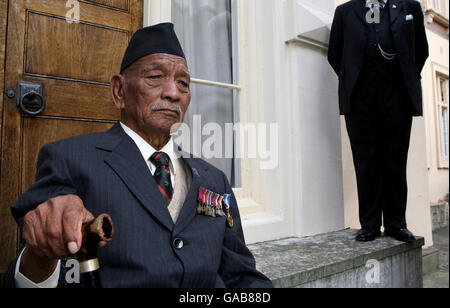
150, 152, 174, 206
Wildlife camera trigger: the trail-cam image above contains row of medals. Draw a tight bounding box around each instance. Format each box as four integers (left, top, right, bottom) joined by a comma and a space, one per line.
197, 194, 234, 228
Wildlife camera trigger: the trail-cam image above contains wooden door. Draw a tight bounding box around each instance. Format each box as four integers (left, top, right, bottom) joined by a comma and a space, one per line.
0, 0, 143, 271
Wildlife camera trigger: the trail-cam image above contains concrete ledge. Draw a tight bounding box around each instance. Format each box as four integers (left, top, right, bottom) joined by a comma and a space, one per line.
422, 247, 440, 275
431, 202, 449, 231
249, 229, 425, 288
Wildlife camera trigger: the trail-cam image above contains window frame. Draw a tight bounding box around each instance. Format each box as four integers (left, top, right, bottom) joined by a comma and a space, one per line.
433, 64, 450, 169
428, 0, 449, 18
143, 0, 241, 90
170, 0, 242, 187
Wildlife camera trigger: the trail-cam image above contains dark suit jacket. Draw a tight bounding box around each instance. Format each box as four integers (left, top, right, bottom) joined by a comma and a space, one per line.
328, 0, 429, 116
2, 123, 272, 288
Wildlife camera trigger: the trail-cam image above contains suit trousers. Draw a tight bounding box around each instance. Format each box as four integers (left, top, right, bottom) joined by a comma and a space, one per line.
345, 62, 413, 230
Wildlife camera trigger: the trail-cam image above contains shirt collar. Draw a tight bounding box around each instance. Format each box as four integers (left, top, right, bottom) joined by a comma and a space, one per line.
120, 122, 177, 175
366, 0, 387, 8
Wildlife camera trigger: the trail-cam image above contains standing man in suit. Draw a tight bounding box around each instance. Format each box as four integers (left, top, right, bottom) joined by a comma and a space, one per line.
328, 0, 429, 242
2, 23, 273, 288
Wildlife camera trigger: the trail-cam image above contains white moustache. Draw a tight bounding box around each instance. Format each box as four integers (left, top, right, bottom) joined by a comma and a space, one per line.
150, 104, 183, 118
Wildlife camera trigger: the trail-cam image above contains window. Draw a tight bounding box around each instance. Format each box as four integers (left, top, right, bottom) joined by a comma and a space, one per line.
436, 74, 449, 167
432, 0, 438, 11
430, 0, 449, 17
172, 0, 241, 187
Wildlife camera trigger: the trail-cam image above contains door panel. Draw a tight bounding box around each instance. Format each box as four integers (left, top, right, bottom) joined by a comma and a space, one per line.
21, 118, 114, 193
27, 0, 133, 29
0, 0, 142, 270
25, 76, 120, 120
83, 0, 129, 11
25, 11, 129, 85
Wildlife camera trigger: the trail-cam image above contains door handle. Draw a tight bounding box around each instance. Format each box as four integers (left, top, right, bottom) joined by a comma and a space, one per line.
16, 81, 46, 116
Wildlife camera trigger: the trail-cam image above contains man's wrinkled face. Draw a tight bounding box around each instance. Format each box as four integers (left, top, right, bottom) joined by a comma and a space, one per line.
119, 53, 191, 136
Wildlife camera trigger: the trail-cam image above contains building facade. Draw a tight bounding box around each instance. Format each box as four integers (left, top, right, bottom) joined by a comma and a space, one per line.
0, 0, 447, 271
158, 0, 447, 248
421, 0, 449, 203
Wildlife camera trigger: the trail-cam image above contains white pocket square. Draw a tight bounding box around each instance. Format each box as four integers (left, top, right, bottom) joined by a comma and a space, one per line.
405, 14, 414, 21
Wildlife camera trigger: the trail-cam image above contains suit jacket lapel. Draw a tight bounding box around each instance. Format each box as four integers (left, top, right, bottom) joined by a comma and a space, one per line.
389, 0, 402, 25
353, 0, 369, 26
97, 123, 175, 232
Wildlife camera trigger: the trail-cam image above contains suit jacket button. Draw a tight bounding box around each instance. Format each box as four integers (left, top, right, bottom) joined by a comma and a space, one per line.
173, 238, 184, 249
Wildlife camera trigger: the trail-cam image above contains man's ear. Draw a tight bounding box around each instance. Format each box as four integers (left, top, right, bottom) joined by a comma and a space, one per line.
111, 74, 126, 110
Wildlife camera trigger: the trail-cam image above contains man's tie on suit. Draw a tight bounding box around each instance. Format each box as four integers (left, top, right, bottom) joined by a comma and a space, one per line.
151, 152, 174, 205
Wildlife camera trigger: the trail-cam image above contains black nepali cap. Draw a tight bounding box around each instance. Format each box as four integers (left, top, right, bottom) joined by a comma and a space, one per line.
120, 23, 185, 73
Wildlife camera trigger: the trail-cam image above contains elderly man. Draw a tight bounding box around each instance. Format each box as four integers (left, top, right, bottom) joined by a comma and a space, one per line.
2, 23, 272, 288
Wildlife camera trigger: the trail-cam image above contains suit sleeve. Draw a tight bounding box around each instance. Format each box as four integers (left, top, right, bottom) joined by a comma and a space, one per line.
328, 6, 344, 76
11, 142, 78, 229
3, 142, 77, 288
1, 257, 18, 288
413, 1, 429, 74
218, 172, 273, 288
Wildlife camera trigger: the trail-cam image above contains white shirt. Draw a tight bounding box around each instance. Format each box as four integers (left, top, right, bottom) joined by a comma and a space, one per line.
120, 122, 177, 189
366, 0, 388, 10
15, 122, 178, 288
14, 249, 61, 288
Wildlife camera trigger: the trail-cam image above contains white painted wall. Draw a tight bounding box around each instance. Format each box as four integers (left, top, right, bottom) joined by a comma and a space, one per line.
238, 0, 346, 241
143, 0, 171, 26
285, 0, 345, 236
288, 41, 345, 236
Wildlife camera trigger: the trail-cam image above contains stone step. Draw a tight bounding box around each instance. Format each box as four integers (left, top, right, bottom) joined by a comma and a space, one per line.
431, 201, 449, 231
248, 229, 424, 288
422, 247, 440, 275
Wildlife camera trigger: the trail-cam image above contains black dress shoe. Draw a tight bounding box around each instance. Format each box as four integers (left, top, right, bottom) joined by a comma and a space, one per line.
384, 228, 416, 243
355, 228, 381, 242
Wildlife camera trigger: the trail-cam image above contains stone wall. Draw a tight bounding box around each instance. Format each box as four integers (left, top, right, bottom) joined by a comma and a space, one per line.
249, 229, 424, 288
